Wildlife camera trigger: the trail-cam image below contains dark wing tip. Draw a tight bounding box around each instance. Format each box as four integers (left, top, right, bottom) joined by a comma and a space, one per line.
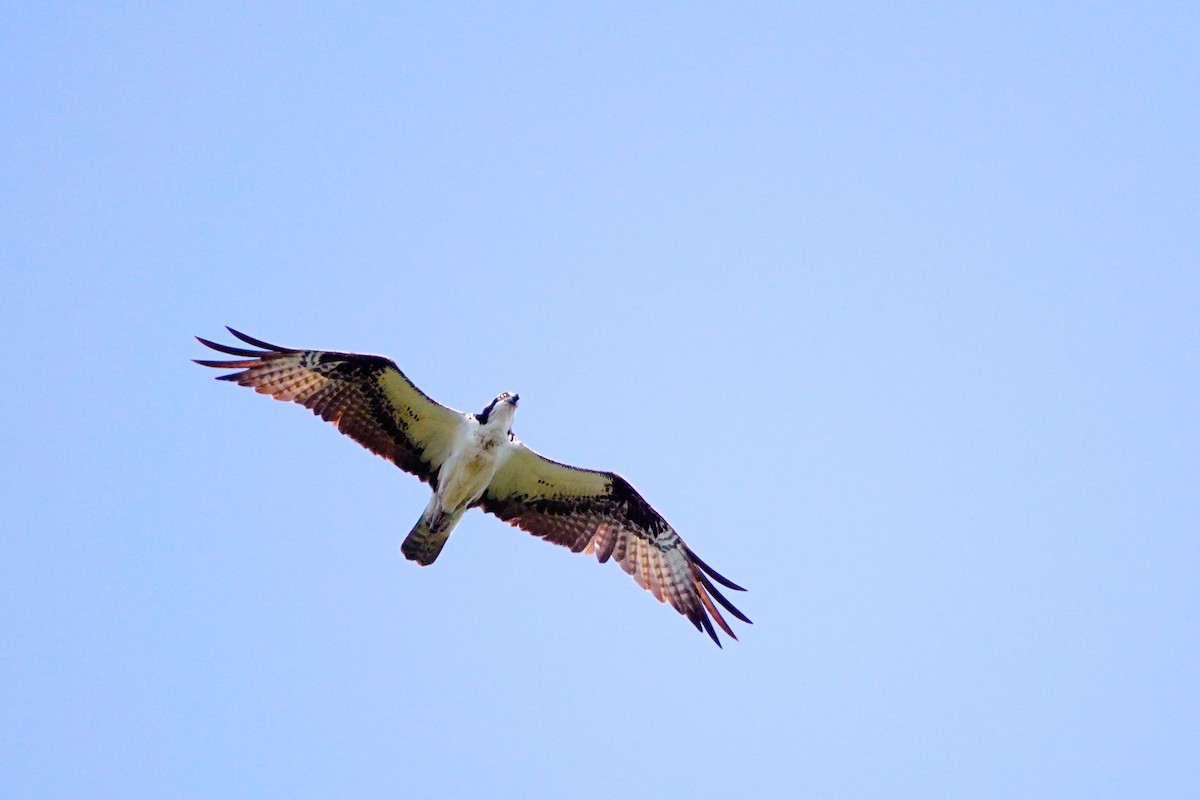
691, 607, 723, 648
191, 360, 251, 380
225, 327, 296, 353
195, 334, 273, 358
684, 545, 748, 592
193, 358, 259, 368
697, 571, 753, 625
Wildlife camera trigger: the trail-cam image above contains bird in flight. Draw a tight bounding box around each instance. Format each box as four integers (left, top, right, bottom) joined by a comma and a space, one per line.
195, 328, 750, 645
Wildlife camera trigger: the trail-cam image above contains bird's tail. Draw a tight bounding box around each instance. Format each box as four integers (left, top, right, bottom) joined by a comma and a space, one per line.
401, 501, 460, 566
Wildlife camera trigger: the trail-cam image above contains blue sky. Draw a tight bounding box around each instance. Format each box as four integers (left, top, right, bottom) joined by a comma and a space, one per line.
2, 3, 1197, 797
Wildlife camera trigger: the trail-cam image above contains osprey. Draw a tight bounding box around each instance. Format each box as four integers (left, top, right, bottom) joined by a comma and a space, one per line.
195, 328, 750, 646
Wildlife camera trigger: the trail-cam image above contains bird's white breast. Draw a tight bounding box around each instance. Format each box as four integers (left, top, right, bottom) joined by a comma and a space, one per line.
436, 417, 517, 512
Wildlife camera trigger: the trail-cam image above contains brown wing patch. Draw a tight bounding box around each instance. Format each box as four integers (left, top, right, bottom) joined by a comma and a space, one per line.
195, 328, 462, 484
480, 454, 750, 646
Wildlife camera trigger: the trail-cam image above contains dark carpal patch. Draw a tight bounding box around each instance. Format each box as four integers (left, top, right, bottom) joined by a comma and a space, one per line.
608, 475, 671, 544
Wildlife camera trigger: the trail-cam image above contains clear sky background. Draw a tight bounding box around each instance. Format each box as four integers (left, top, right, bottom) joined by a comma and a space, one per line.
3, 3, 1197, 798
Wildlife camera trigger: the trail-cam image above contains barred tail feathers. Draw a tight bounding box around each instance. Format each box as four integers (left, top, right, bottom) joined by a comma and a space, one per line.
401, 504, 459, 566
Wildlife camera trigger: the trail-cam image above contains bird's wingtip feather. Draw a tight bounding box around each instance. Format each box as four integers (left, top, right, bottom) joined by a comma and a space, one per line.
685, 545, 747, 592
224, 327, 294, 352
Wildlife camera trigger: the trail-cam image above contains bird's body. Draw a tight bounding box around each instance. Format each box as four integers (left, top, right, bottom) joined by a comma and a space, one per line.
402, 396, 518, 565
195, 328, 750, 645
438, 400, 517, 512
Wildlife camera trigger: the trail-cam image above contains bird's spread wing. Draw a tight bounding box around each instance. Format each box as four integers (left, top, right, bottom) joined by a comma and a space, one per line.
479, 444, 751, 646
195, 328, 465, 485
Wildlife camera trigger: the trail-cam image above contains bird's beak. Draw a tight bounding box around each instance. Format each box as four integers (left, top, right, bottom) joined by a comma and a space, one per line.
510, 394, 520, 405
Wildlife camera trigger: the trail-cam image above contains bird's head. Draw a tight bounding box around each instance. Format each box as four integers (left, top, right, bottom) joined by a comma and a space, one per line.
477, 392, 519, 427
